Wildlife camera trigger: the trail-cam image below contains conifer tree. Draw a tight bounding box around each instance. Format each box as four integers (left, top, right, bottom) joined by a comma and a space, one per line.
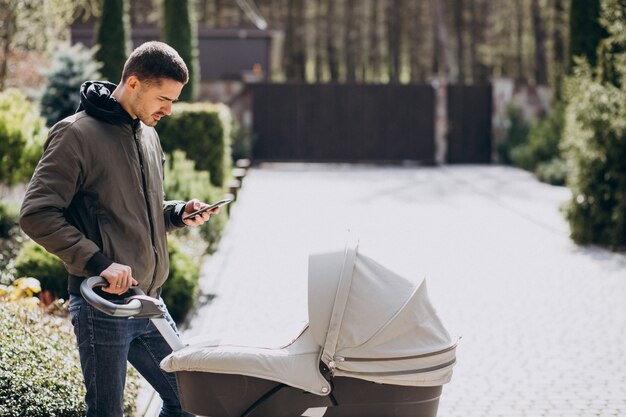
162, 0, 199, 102
94, 0, 131, 82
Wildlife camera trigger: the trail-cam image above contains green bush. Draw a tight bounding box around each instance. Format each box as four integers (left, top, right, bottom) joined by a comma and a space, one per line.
0, 89, 46, 186
510, 103, 567, 184
0, 204, 24, 284
164, 150, 228, 253
0, 301, 139, 416
14, 240, 68, 299
157, 102, 233, 188
41, 43, 102, 127
162, 236, 200, 324
496, 104, 530, 164
535, 157, 568, 186
562, 71, 626, 247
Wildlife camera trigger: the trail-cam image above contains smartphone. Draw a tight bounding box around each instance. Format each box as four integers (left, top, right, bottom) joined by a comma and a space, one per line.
182, 198, 233, 220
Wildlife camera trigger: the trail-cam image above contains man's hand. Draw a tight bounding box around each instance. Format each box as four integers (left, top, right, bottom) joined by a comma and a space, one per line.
182, 198, 220, 226
100, 262, 138, 295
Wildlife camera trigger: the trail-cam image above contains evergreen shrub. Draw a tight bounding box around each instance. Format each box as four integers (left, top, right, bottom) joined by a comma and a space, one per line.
164, 150, 228, 253
41, 43, 101, 127
510, 104, 567, 185
496, 104, 530, 165
562, 69, 626, 247
0, 89, 46, 186
0, 301, 139, 416
162, 236, 200, 324
14, 240, 68, 299
157, 102, 233, 188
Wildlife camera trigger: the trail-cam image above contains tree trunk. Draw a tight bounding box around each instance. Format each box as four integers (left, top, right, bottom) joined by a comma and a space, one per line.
432, 0, 453, 82
530, 0, 548, 85
285, 0, 306, 81
345, 0, 358, 82
326, 0, 340, 81
387, 0, 402, 83
514, 0, 526, 83
0, 4, 15, 90
453, 0, 465, 84
552, 0, 565, 96
314, 0, 325, 82
409, 0, 427, 83
368, 0, 381, 82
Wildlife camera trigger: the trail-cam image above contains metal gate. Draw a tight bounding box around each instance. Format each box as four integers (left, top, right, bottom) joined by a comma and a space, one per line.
249, 83, 436, 164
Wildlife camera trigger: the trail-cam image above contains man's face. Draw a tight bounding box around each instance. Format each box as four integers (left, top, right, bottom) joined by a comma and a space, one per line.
128, 77, 185, 127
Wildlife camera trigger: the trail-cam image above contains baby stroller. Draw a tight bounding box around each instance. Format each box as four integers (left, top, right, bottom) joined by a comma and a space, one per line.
81, 239, 457, 417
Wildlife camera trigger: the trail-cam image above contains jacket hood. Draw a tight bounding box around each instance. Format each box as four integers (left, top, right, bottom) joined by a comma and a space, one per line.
78, 81, 137, 127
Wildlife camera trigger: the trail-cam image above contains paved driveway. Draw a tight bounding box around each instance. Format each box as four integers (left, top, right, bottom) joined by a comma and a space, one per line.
179, 164, 626, 417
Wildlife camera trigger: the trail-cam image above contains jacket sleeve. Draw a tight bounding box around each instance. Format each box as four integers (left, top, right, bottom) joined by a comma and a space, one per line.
19, 122, 109, 277
164, 199, 187, 231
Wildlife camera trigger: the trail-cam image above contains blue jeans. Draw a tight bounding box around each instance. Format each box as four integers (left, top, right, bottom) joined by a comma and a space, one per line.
69, 294, 194, 417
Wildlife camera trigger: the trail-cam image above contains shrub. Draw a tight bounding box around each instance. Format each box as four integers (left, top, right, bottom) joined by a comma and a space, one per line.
562, 71, 626, 247
14, 240, 68, 299
510, 103, 567, 184
0, 301, 139, 416
162, 236, 200, 324
40, 43, 102, 127
496, 104, 530, 164
164, 150, 229, 253
157, 102, 233, 188
535, 157, 568, 186
0, 89, 46, 186
0, 203, 24, 284
231, 122, 256, 161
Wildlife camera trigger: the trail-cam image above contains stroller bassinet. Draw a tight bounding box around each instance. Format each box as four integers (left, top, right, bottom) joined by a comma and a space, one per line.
159, 240, 457, 417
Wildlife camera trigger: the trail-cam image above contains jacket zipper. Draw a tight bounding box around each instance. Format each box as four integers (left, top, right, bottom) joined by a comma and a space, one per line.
132, 126, 159, 296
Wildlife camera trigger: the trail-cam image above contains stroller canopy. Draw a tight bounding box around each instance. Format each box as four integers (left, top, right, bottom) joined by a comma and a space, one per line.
161, 239, 456, 395
309, 240, 456, 387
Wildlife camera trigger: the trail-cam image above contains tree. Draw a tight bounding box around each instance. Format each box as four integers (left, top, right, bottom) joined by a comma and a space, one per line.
162, 0, 200, 101
568, 0, 606, 71
40, 43, 102, 127
0, 0, 79, 90
530, 0, 548, 85
94, 0, 131, 83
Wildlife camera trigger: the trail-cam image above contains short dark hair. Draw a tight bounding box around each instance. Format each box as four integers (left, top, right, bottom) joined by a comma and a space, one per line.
121, 41, 189, 84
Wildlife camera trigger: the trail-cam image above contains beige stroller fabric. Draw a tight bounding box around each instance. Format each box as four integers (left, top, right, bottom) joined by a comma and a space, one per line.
161, 239, 456, 395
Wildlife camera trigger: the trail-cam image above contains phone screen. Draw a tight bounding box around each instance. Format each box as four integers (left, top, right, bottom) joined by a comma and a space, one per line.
182, 198, 232, 220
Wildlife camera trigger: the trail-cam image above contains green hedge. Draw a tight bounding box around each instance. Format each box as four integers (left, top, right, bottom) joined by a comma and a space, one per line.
0, 89, 46, 186
496, 104, 530, 165
14, 236, 203, 322
14, 240, 68, 299
0, 301, 139, 416
157, 102, 232, 188
161, 236, 200, 324
562, 70, 626, 247
164, 150, 228, 253
0, 204, 23, 284
510, 103, 567, 185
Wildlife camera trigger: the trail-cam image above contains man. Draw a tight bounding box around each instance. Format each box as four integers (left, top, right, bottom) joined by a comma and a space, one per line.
20, 41, 212, 416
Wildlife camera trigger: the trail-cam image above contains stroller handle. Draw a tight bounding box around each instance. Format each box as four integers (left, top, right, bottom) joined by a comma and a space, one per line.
80, 276, 186, 351
80, 276, 146, 317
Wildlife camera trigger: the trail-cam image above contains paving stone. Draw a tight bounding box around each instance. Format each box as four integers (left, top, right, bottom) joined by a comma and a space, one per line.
171, 165, 626, 417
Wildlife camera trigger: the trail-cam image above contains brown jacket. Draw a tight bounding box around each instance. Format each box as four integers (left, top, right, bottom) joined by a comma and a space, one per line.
20, 81, 186, 297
